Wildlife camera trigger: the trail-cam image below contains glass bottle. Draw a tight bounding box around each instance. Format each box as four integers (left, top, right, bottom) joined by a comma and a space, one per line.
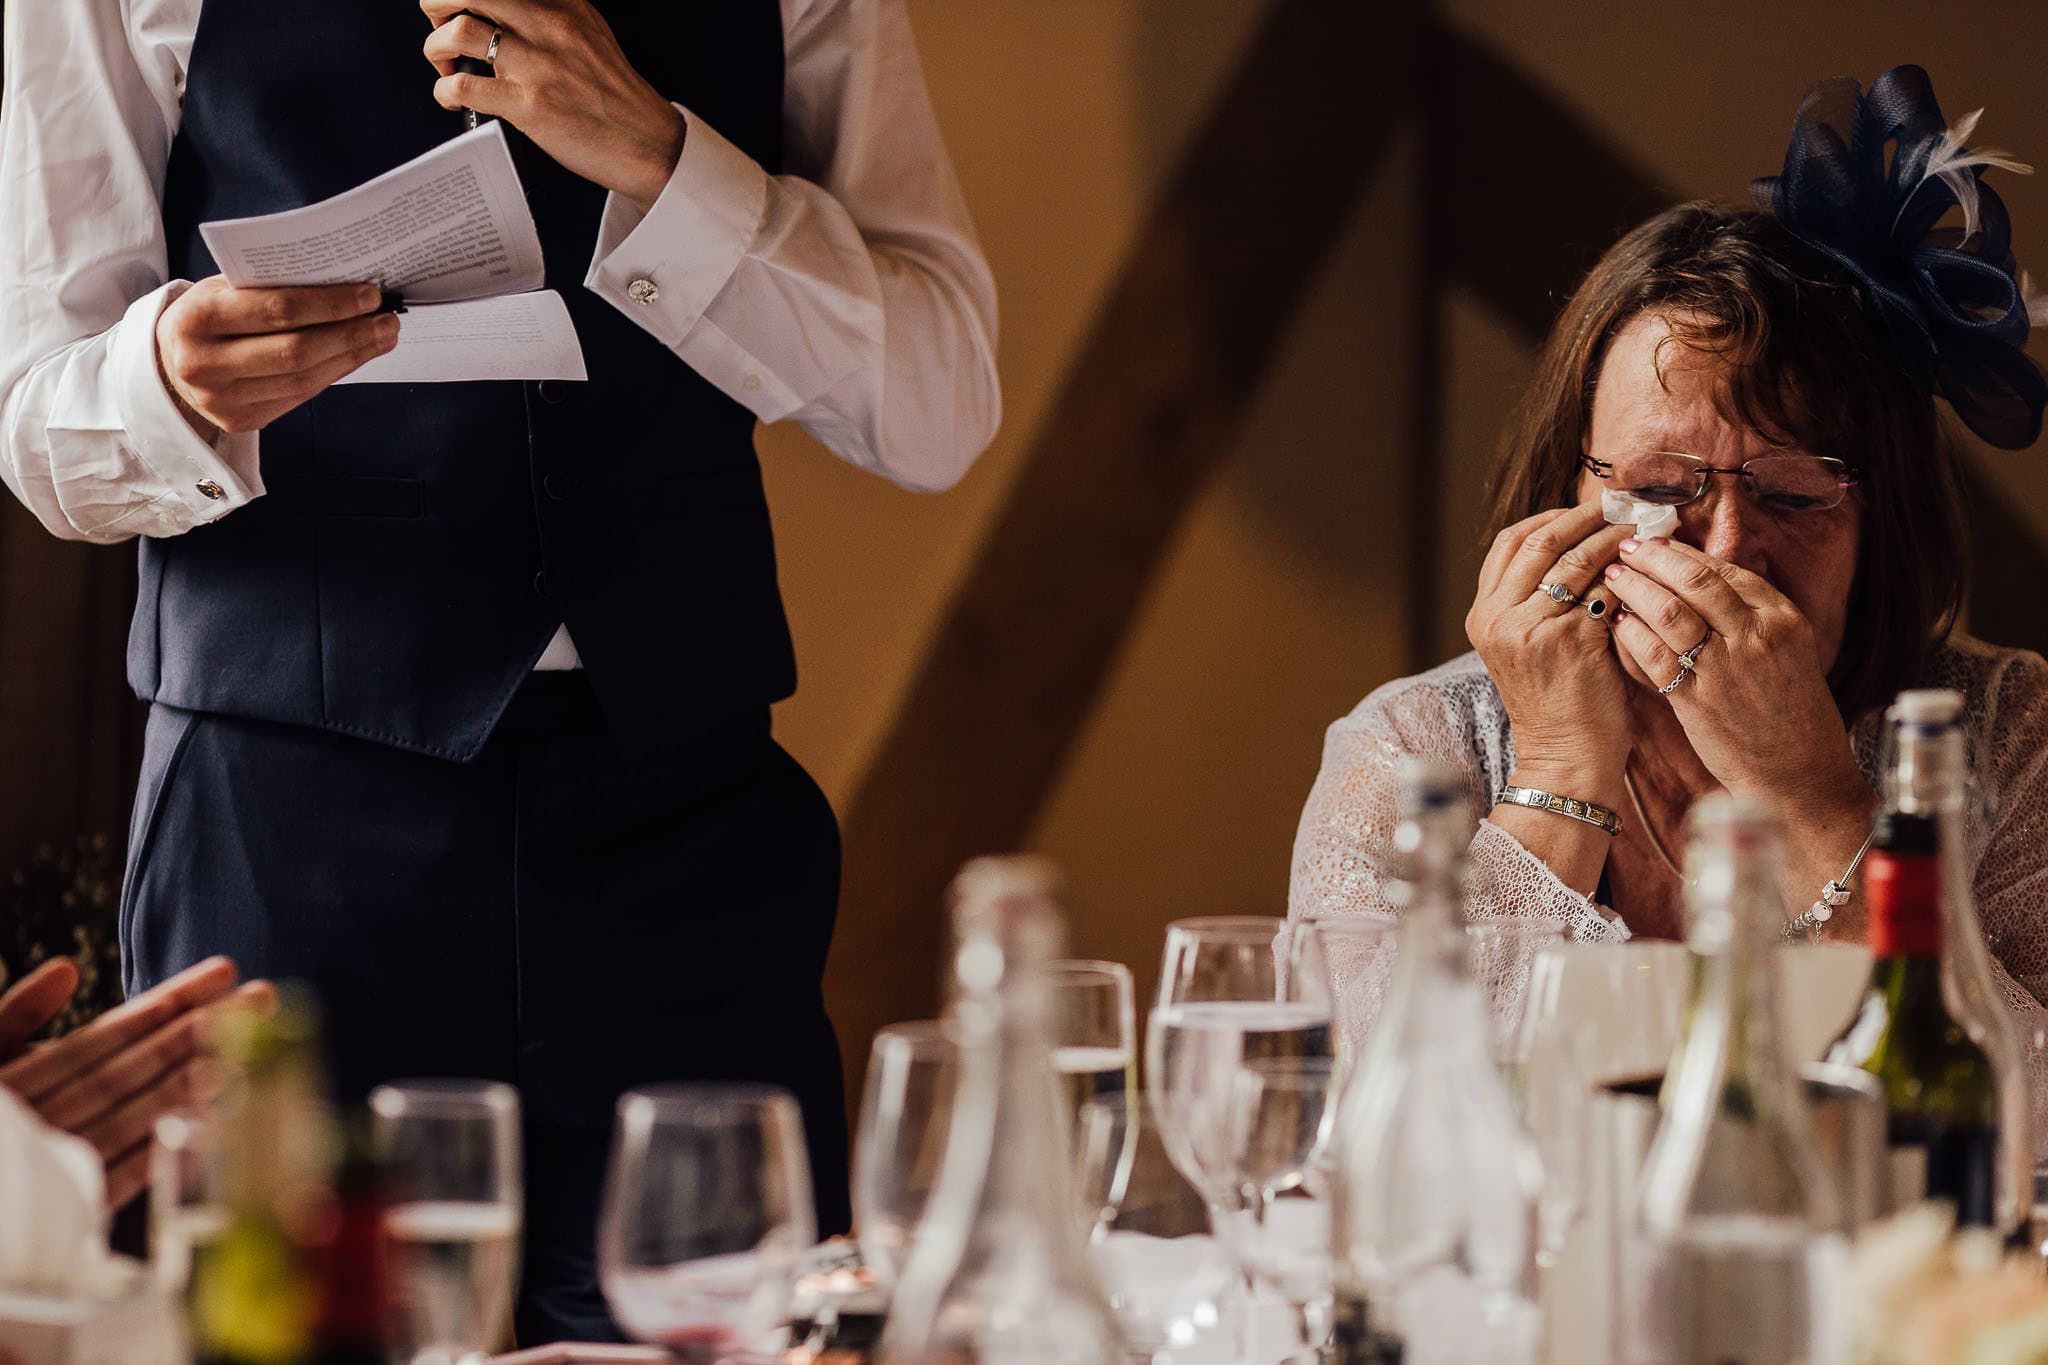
1328, 758, 1542, 1365
1626, 795, 1842, 1365
1855, 689, 2032, 1234
876, 857, 1125, 1365
191, 994, 337, 1365
1826, 691, 2002, 1224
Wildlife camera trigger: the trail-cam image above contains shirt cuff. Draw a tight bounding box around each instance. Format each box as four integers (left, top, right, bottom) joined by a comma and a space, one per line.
585, 104, 769, 348
108, 282, 261, 530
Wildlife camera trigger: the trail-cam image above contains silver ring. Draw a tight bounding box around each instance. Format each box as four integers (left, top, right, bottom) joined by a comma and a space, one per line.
1539, 582, 1577, 606
1657, 661, 1692, 696
485, 28, 503, 62
1583, 595, 1609, 620
1676, 628, 1713, 670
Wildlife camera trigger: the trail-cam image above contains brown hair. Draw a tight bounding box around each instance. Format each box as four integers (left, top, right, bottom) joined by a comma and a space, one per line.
1484, 200, 1964, 722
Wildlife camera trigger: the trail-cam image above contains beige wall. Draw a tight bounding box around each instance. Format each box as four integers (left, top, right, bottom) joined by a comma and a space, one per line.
765, 2, 2048, 1022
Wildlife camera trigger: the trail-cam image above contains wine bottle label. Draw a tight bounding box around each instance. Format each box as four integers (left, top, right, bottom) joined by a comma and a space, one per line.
1865, 851, 1941, 957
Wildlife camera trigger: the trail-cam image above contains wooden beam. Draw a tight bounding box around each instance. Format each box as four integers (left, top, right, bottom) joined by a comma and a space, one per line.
825, 0, 1420, 1093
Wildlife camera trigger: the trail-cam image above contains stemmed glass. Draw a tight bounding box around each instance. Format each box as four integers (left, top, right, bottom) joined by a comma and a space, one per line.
1146, 918, 1336, 1209
1148, 918, 1336, 1361
1078, 1093, 1235, 1364
1050, 960, 1137, 1224
370, 1080, 523, 1365
1221, 1059, 1339, 1364
597, 1083, 816, 1364
851, 1021, 956, 1290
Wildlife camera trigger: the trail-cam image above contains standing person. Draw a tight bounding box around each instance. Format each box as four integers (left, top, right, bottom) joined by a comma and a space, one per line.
0, 0, 999, 1342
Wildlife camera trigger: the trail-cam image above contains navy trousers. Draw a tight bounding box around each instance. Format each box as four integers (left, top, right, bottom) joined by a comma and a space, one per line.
120, 674, 851, 1345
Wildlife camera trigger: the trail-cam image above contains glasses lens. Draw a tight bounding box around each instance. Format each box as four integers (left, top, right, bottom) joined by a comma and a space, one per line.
1746, 456, 1847, 512
1603, 452, 1700, 506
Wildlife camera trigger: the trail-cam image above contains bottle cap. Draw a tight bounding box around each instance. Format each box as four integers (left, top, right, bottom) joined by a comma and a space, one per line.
1888, 689, 1963, 726
946, 856, 1067, 987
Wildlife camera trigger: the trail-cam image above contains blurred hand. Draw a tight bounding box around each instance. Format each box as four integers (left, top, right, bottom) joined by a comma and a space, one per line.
1467, 502, 1636, 801
421, 0, 687, 211
0, 956, 275, 1207
156, 278, 398, 437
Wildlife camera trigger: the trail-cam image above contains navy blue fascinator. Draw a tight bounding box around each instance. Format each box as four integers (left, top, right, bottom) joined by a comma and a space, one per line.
1750, 65, 2048, 449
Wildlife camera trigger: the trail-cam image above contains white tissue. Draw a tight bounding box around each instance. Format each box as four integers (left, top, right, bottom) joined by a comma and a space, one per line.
1633, 503, 1678, 539
0, 1086, 118, 1297
1600, 488, 1678, 539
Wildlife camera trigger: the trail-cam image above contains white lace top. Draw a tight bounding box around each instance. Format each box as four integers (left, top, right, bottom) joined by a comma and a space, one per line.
1288, 635, 2048, 1138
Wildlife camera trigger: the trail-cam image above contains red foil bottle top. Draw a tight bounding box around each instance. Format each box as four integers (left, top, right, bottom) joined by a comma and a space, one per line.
1865, 850, 1943, 957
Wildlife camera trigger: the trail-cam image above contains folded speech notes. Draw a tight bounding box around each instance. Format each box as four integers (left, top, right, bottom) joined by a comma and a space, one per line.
199, 123, 587, 383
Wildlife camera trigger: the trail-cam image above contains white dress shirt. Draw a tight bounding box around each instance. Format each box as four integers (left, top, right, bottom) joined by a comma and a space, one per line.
0, 0, 999, 668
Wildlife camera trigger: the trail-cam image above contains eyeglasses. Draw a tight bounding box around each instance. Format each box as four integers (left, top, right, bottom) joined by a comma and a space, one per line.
1580, 450, 1859, 514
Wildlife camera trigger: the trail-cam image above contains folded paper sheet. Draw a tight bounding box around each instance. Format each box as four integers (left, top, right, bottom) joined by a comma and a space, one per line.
200, 123, 586, 383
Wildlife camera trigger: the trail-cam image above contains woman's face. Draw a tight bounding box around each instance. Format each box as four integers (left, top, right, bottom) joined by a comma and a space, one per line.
1573, 312, 1862, 678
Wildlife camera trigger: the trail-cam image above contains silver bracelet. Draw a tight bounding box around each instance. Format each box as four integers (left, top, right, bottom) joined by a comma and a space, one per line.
1494, 785, 1623, 837
1782, 825, 1877, 942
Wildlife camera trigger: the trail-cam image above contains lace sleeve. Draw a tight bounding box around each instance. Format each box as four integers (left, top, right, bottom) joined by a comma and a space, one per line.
1966, 649, 2048, 1155
1287, 676, 1627, 943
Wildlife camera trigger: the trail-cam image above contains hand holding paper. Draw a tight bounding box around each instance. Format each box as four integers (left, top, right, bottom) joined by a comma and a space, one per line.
198, 123, 586, 384
155, 279, 398, 434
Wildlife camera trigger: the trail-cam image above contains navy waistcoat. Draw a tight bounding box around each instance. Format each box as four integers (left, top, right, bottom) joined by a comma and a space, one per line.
138, 0, 794, 760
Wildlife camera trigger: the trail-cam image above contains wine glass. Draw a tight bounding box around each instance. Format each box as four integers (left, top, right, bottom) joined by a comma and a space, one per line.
370, 1079, 523, 1365
598, 1083, 816, 1364
1464, 918, 1566, 1068
1147, 917, 1335, 1208
1290, 915, 1400, 1074
1050, 960, 1136, 1223
852, 1021, 956, 1290
150, 1109, 224, 1297
1221, 1059, 1338, 1365
1078, 1093, 1235, 1364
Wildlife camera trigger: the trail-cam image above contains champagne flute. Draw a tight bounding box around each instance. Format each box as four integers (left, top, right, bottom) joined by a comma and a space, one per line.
151, 1102, 224, 1365
1220, 1059, 1338, 1365
1147, 918, 1335, 1208
1050, 960, 1136, 1224
598, 1083, 816, 1364
370, 1080, 523, 1365
1078, 1093, 1235, 1365
852, 1021, 956, 1290
150, 1109, 224, 1296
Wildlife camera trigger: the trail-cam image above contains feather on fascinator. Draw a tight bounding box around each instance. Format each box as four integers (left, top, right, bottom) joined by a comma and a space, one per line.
1750, 65, 2048, 449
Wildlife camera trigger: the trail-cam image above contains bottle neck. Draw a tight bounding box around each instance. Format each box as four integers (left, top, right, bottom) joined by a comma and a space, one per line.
1389, 816, 1473, 981
1667, 840, 1808, 1149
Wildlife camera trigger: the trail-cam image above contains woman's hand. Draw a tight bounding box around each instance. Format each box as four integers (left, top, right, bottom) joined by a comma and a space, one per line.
1468, 503, 1636, 799
0, 957, 275, 1208
422, 0, 687, 212
1602, 536, 1866, 808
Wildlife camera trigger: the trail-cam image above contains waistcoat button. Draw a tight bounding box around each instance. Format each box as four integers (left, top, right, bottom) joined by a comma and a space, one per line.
542, 473, 574, 503
533, 571, 551, 599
